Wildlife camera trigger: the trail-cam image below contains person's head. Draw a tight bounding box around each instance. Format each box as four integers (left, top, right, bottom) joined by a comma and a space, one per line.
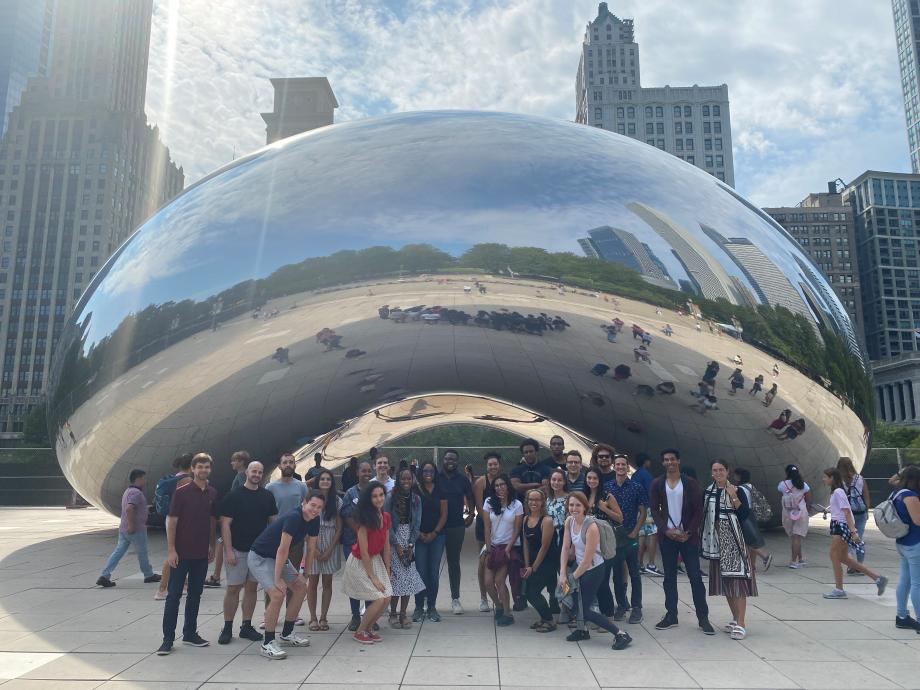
245, 460, 264, 487
230, 450, 250, 473
614, 453, 630, 478
711, 459, 729, 486
520, 438, 539, 465
782, 409, 791, 419
419, 460, 438, 486
369, 446, 379, 461
633, 452, 651, 470
348, 456, 358, 469
191, 452, 212, 481
549, 435, 565, 459
549, 468, 566, 498
173, 453, 193, 473
491, 473, 515, 508
784, 463, 804, 490
396, 468, 414, 494
526, 488, 547, 516
897, 465, 920, 493
661, 448, 681, 475
301, 490, 326, 521
567, 490, 589, 518
441, 449, 460, 473
315, 470, 337, 518
733, 467, 751, 485
585, 468, 602, 500
822, 467, 843, 491
278, 453, 296, 478
484, 452, 501, 478
313, 452, 323, 467
129, 469, 146, 488
592, 443, 615, 471
356, 482, 386, 528
374, 456, 390, 479
837, 457, 857, 482
357, 460, 374, 486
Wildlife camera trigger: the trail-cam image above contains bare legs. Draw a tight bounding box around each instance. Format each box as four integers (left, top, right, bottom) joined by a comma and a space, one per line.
484, 565, 510, 612
789, 534, 805, 564
306, 574, 333, 624
830, 536, 878, 589
358, 597, 389, 634
264, 577, 307, 634
726, 595, 747, 627
639, 533, 658, 569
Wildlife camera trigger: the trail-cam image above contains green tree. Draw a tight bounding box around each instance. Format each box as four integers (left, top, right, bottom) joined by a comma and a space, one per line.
22, 404, 50, 447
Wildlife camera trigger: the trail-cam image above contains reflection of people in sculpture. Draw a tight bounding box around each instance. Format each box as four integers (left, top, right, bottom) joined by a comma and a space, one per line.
316, 328, 344, 350
693, 394, 718, 414
763, 384, 779, 407
272, 347, 293, 365
772, 363, 780, 377
732, 354, 743, 366
656, 381, 676, 395
662, 324, 673, 337
633, 345, 651, 363
775, 418, 805, 440
729, 369, 745, 395
703, 360, 720, 385
640, 332, 652, 347
749, 375, 764, 397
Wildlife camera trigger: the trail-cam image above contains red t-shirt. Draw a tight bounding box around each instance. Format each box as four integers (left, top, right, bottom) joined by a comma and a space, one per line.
351, 511, 391, 558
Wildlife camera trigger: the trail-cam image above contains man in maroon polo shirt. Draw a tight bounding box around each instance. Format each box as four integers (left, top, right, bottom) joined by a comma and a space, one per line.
157, 453, 218, 656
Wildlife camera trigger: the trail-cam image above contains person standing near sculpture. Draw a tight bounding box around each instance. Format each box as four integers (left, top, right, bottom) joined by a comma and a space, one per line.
97, 469, 160, 588
439, 449, 475, 614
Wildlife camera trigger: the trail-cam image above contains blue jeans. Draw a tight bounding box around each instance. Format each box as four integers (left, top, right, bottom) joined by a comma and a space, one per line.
414, 533, 445, 610
162, 558, 207, 642
850, 512, 868, 563
100, 530, 154, 578
896, 541, 920, 619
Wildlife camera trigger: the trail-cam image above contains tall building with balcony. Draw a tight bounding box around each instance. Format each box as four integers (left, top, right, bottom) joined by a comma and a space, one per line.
0, 0, 55, 139
0, 0, 183, 440
575, 2, 735, 186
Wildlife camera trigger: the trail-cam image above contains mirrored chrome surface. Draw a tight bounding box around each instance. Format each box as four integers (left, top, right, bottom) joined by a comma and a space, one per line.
48, 111, 866, 515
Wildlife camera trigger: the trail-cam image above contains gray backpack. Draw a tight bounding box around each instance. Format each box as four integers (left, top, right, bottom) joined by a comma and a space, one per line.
580, 515, 617, 559
873, 490, 910, 539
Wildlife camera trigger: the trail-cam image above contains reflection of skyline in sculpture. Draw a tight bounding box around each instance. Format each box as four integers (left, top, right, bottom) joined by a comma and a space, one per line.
578, 226, 674, 289
793, 254, 862, 356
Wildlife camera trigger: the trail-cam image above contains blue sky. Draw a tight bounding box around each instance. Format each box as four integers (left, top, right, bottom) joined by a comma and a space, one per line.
144, 0, 910, 207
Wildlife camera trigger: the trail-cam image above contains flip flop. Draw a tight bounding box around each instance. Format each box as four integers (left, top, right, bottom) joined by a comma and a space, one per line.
308, 620, 321, 631
318, 619, 329, 631
730, 625, 747, 640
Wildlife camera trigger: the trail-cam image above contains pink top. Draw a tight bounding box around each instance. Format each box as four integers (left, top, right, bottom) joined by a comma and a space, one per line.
829, 488, 850, 522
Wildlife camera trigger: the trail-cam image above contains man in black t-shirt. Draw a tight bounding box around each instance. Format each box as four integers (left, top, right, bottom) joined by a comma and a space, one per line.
217, 461, 277, 645
304, 453, 324, 488
541, 435, 567, 473
510, 438, 550, 494
247, 492, 324, 660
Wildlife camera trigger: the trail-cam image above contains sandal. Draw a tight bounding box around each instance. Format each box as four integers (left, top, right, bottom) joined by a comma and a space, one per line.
318, 619, 329, 631
530, 621, 543, 629
536, 621, 557, 633
730, 625, 747, 640
389, 613, 400, 628
567, 619, 578, 629
308, 620, 321, 631
400, 614, 412, 629
722, 620, 737, 633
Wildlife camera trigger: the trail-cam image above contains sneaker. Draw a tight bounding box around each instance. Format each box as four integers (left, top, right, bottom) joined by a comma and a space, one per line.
347, 615, 361, 632
797, 559, 808, 567
412, 607, 425, 622
512, 600, 527, 612
496, 614, 515, 627
565, 629, 590, 642
479, 598, 491, 612
218, 627, 233, 645
876, 575, 889, 596
698, 619, 716, 635
258, 618, 265, 630
627, 607, 643, 624
280, 631, 310, 647
367, 631, 382, 642
762, 554, 773, 572
451, 598, 463, 615
644, 564, 662, 576
203, 576, 221, 588
895, 614, 920, 630
823, 588, 848, 599
154, 590, 167, 601
787, 561, 801, 569
655, 614, 678, 630
293, 617, 305, 626
613, 606, 629, 622
96, 576, 116, 588
428, 608, 442, 622
676, 564, 686, 574
143, 574, 162, 583
182, 633, 209, 647
156, 640, 172, 656
239, 625, 262, 641
612, 631, 632, 650
260, 639, 288, 659
353, 631, 375, 644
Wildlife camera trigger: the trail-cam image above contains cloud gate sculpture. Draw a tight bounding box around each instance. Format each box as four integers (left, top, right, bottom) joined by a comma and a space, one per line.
48, 111, 870, 515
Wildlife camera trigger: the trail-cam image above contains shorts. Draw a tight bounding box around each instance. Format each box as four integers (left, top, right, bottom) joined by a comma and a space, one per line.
225, 548, 256, 586
475, 514, 485, 543
247, 551, 299, 591
639, 514, 657, 537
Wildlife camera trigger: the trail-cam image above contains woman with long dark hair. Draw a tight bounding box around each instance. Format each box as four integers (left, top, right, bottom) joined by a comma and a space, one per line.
584, 468, 623, 627
821, 467, 887, 600
777, 464, 811, 568
521, 488, 558, 632
342, 483, 392, 643
306, 469, 342, 630
702, 461, 757, 640
837, 457, 872, 569
482, 474, 523, 626
385, 469, 425, 628
733, 467, 772, 571
890, 466, 920, 630
546, 468, 569, 538
413, 461, 447, 622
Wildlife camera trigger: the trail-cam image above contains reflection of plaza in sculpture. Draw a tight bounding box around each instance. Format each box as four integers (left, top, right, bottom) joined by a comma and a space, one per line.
46, 111, 870, 516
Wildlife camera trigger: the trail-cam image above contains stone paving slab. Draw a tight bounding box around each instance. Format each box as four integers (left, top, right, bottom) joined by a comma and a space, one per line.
0, 507, 915, 689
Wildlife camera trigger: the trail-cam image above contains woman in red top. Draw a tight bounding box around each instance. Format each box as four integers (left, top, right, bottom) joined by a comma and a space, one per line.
342, 483, 392, 644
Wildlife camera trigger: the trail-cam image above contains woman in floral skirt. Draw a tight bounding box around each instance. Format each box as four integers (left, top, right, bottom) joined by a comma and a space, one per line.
385, 469, 425, 628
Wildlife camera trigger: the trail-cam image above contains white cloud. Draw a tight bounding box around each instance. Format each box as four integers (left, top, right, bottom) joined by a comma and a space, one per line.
145, 0, 911, 205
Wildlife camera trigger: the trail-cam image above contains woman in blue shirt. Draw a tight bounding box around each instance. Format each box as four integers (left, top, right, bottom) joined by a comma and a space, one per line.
892, 466, 920, 632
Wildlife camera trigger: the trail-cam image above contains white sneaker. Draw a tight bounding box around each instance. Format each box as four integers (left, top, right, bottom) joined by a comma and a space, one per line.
479, 598, 491, 612
258, 618, 265, 629
451, 598, 463, 615
280, 631, 310, 647
153, 590, 167, 601
260, 639, 287, 659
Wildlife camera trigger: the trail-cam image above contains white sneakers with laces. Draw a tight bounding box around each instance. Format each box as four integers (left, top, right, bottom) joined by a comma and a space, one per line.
479, 598, 491, 612
451, 598, 463, 615
280, 631, 310, 647
260, 639, 287, 659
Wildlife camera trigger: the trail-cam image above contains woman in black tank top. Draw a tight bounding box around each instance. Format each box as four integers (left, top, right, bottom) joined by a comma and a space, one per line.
521, 489, 559, 632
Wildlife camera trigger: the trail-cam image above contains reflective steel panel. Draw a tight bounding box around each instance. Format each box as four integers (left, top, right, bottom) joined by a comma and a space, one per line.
48, 111, 867, 514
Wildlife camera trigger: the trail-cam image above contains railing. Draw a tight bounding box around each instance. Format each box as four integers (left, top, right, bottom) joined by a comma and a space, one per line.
0, 447, 74, 506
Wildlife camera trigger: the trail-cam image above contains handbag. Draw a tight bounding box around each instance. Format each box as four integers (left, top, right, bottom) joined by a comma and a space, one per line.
747, 483, 774, 523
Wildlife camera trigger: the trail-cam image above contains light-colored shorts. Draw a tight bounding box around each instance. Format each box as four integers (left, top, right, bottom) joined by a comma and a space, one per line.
639, 515, 657, 537
225, 548, 256, 586
247, 550, 299, 591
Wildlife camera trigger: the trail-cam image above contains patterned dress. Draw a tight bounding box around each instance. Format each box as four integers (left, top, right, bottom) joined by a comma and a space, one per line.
390, 494, 425, 597
310, 496, 342, 575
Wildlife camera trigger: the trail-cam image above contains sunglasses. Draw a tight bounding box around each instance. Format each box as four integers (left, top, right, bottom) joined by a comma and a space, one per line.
596, 454, 611, 459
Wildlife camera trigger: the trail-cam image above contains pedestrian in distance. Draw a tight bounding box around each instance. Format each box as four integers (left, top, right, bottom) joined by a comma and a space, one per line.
97, 469, 160, 588
778, 464, 811, 568
733, 467, 773, 571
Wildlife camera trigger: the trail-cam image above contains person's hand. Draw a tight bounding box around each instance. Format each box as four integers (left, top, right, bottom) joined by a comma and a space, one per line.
396, 545, 404, 558
522, 566, 533, 579
226, 548, 237, 566
725, 483, 738, 500
207, 546, 215, 563
317, 549, 330, 562
419, 532, 432, 543
464, 514, 475, 527
853, 534, 862, 543
628, 528, 640, 540
505, 544, 512, 557
275, 578, 288, 594
557, 573, 567, 588
167, 549, 179, 568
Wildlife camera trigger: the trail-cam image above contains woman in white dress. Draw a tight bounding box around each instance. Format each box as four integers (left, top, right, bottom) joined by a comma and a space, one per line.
306, 469, 342, 631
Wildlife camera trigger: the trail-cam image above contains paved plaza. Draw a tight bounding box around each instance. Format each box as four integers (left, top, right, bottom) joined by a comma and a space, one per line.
0, 508, 917, 689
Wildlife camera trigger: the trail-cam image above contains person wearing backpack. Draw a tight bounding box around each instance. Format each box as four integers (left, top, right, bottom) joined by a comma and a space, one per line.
649, 449, 714, 634
733, 468, 773, 571
584, 468, 623, 628
777, 464, 811, 569
558, 491, 632, 650
837, 457, 872, 569
154, 453, 194, 600
889, 466, 920, 632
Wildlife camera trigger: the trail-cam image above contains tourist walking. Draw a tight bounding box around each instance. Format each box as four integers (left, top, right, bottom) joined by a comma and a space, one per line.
762, 383, 778, 407
342, 483, 393, 644
341, 460, 375, 631
157, 453, 218, 656
733, 467, 773, 570
889, 466, 920, 631
606, 454, 646, 624
306, 469, 342, 631
439, 449, 475, 614
247, 491, 323, 659
564, 451, 587, 493
414, 460, 447, 621
521, 489, 558, 632
585, 468, 623, 626
821, 468, 888, 599
649, 449, 714, 634
837, 457, 872, 568
558, 492, 632, 649
215, 460, 276, 644
97, 469, 160, 587
482, 474, 524, 626
778, 464, 811, 568
702, 461, 757, 640
386, 469, 426, 628
473, 452, 501, 612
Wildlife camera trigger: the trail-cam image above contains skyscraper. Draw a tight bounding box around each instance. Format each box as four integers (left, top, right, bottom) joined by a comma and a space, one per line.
893, 0, 920, 172
261, 77, 337, 144
575, 3, 735, 186
578, 225, 673, 287
0, 0, 183, 439
0, 0, 55, 139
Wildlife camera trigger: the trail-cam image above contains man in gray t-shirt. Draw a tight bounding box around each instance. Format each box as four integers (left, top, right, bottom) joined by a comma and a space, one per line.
267, 458, 308, 515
